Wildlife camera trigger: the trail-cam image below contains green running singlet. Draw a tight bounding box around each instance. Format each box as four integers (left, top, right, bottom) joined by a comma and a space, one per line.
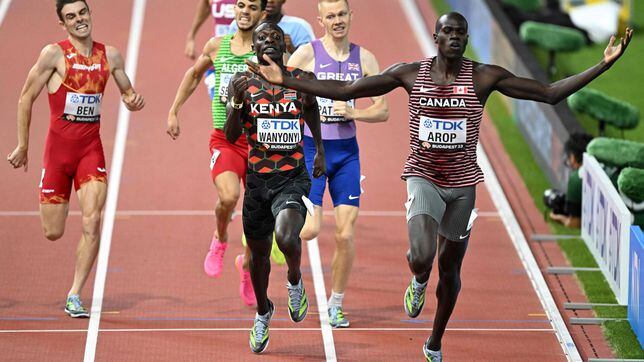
211, 34, 254, 129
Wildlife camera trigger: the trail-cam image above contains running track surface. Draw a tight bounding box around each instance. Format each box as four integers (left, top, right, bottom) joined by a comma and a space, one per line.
0, 1, 571, 360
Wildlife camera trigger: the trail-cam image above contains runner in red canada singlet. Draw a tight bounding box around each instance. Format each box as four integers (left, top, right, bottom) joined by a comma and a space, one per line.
247, 12, 633, 361
7, 0, 145, 318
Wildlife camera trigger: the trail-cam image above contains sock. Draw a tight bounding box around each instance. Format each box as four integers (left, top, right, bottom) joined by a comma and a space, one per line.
413, 276, 428, 289
328, 291, 344, 308
256, 311, 271, 323
287, 278, 302, 289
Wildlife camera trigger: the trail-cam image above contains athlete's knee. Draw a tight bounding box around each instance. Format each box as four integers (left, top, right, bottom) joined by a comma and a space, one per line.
334, 230, 354, 252
300, 222, 320, 241
275, 227, 301, 255
217, 190, 240, 209
81, 211, 102, 238
43, 226, 64, 241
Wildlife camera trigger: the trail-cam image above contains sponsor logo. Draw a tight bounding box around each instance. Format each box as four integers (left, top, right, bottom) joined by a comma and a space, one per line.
348, 195, 360, 200
72, 63, 102, 71
66, 53, 77, 59
419, 97, 466, 108
286, 201, 300, 205
419, 86, 438, 93
453, 86, 468, 94
319, 63, 332, 69
459, 233, 469, 240
42, 189, 55, 193
97, 167, 106, 173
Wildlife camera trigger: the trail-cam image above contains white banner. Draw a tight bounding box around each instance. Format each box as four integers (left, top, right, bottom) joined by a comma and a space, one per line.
581, 154, 633, 304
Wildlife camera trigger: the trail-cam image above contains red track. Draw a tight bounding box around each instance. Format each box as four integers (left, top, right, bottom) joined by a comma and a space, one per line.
0, 1, 577, 360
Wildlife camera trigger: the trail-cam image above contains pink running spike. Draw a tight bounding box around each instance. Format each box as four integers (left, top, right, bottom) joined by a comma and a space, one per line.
204, 238, 227, 278
235, 254, 256, 306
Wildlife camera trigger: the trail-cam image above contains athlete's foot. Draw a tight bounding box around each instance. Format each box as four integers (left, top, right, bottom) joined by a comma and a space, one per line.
235, 254, 256, 306
404, 277, 427, 318
270, 233, 286, 265
286, 278, 308, 323
423, 338, 442, 362
65, 294, 89, 318
249, 299, 274, 354
204, 237, 227, 278
328, 306, 350, 328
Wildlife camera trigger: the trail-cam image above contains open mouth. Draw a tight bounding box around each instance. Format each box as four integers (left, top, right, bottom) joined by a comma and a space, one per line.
76, 24, 88, 31
449, 41, 461, 50
237, 14, 251, 24
333, 25, 345, 32
263, 47, 278, 54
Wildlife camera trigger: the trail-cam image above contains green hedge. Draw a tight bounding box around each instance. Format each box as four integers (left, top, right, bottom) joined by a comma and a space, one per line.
568, 88, 640, 130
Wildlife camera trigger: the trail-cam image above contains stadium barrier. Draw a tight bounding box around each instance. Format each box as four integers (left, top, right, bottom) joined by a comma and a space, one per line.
582, 153, 632, 304
629, 225, 644, 348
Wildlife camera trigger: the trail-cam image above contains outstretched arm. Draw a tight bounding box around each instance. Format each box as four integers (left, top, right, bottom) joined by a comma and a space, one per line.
7, 44, 59, 171
107, 46, 145, 112
300, 72, 326, 178
224, 73, 248, 143
484, 28, 633, 105
248, 55, 417, 100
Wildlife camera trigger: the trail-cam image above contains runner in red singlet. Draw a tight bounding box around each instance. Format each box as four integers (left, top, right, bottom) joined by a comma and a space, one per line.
7, 0, 144, 318
247, 12, 633, 361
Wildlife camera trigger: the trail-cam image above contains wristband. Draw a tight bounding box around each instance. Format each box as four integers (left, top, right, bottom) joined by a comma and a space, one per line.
230, 97, 244, 109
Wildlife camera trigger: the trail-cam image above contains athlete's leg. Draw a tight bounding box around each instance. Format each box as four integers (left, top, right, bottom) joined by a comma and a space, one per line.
427, 234, 468, 351
213, 171, 241, 243
407, 214, 439, 283
299, 205, 322, 241
69, 180, 107, 296
274, 209, 305, 285
331, 205, 358, 293
246, 235, 273, 315
40, 204, 69, 241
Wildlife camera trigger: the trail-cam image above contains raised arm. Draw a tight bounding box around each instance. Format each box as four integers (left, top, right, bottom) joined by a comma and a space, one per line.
248, 55, 418, 100
106, 46, 145, 112
7, 44, 60, 171
185, 0, 211, 59
224, 72, 248, 143
167, 38, 219, 140
482, 28, 633, 105
300, 71, 326, 178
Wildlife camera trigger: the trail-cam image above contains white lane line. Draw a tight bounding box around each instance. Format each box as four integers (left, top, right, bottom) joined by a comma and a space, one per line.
0, 210, 500, 217
0, 0, 12, 28
0, 327, 556, 333
399, 0, 580, 361
307, 238, 337, 362
83, 1, 147, 361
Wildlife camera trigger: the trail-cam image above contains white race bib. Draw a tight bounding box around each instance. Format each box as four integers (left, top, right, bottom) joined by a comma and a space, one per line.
63, 92, 102, 122
257, 118, 301, 151
218, 73, 234, 103
317, 97, 355, 123
418, 116, 467, 151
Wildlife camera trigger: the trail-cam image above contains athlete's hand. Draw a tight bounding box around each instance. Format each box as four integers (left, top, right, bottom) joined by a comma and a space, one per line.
604, 28, 633, 65
185, 38, 197, 60
246, 55, 284, 85
7, 146, 28, 171
332, 101, 355, 120
312, 152, 326, 178
123, 92, 145, 111
231, 75, 250, 102
167, 114, 180, 140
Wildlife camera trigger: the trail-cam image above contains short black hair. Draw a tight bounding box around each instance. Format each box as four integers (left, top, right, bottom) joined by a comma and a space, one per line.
253, 21, 285, 41
564, 132, 593, 163
56, 0, 89, 21
260, 0, 268, 10
435, 12, 468, 33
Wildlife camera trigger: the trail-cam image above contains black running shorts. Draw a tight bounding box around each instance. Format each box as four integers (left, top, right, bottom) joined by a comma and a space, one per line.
242, 166, 311, 240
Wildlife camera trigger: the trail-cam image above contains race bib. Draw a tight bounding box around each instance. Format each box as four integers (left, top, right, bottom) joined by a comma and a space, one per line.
317, 97, 355, 123
63, 92, 102, 122
257, 118, 301, 151
418, 116, 467, 151
218, 73, 234, 103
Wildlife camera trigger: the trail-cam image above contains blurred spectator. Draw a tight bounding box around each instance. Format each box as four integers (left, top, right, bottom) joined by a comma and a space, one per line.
546, 132, 594, 228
